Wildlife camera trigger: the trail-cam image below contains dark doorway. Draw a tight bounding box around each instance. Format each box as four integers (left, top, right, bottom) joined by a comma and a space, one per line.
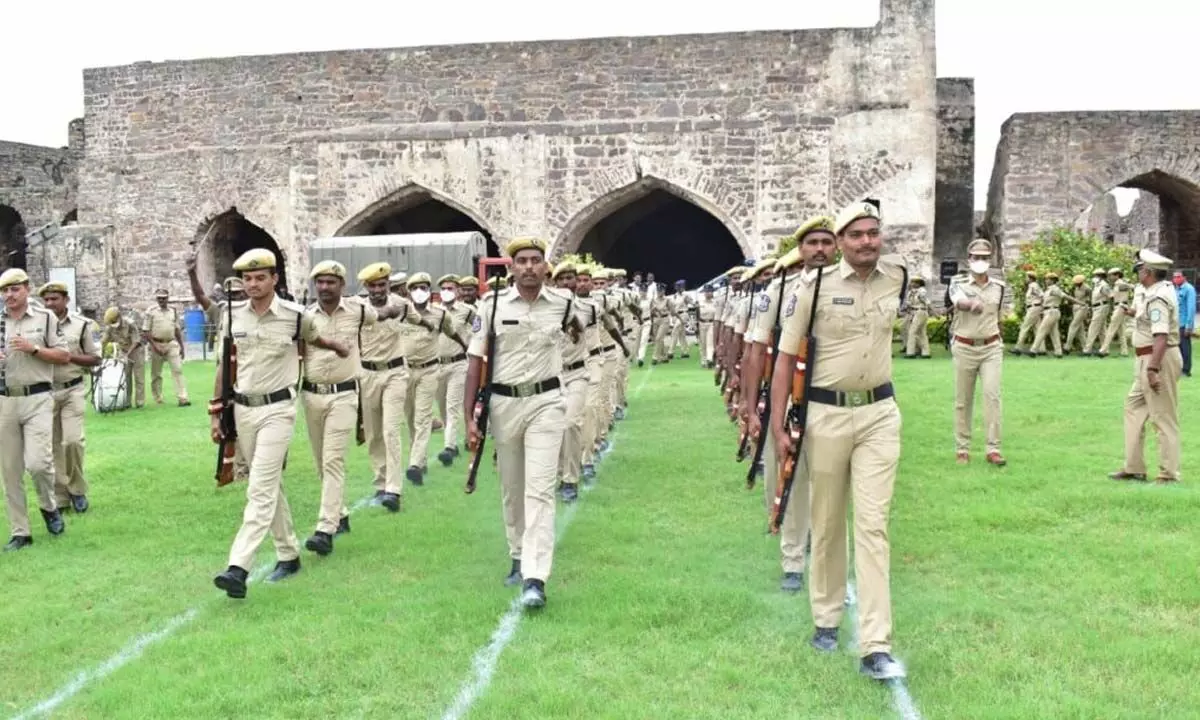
196, 208, 289, 297
341, 193, 500, 258
0, 205, 28, 271
577, 189, 743, 288
1118, 171, 1200, 268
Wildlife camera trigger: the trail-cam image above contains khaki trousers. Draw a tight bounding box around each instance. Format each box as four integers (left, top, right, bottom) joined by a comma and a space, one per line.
1065, 307, 1089, 351
149, 339, 189, 403
0, 393, 57, 537
1101, 307, 1130, 355
438, 359, 467, 450
669, 317, 687, 355
766, 425, 811, 573
1123, 348, 1182, 480
904, 310, 930, 356
404, 363, 440, 468
616, 335, 631, 406
361, 366, 408, 494
1085, 306, 1110, 352
1015, 306, 1042, 350
557, 371, 589, 485
123, 349, 146, 407
952, 340, 1003, 454
1031, 308, 1062, 355
582, 358, 605, 464
227, 400, 301, 569
698, 321, 714, 364
804, 398, 901, 656
601, 349, 620, 432
53, 383, 88, 505
652, 319, 670, 361
492, 389, 566, 582
637, 322, 652, 363
302, 389, 356, 535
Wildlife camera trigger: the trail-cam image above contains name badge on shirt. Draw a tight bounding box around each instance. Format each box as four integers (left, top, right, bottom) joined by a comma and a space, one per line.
832, 297, 854, 306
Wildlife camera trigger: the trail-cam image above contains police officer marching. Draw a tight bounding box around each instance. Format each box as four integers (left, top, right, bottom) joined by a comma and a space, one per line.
769, 201, 908, 680
464, 236, 582, 609
0, 269, 72, 551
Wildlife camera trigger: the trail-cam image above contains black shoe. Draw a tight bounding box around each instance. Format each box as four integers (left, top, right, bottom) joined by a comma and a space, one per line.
520, 579, 547, 609
380, 493, 401, 512
561, 484, 579, 503
305, 531, 334, 556
266, 558, 301, 583
504, 559, 522, 587
214, 565, 249, 599
860, 652, 906, 680
337, 516, 351, 535
41, 508, 65, 536
781, 572, 804, 593
406, 466, 424, 486
3, 535, 32, 552
637, 359, 644, 367
70, 495, 89, 513
437, 448, 455, 467
450, 445, 461, 457
811, 627, 839, 653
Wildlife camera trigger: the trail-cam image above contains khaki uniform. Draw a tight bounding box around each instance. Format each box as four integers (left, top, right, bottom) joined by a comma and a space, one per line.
948, 273, 1006, 454
402, 305, 460, 471
303, 298, 377, 536
635, 287, 652, 364
469, 286, 572, 583
1122, 281, 1182, 480
101, 318, 145, 407
1, 304, 69, 538
1014, 280, 1043, 352
1084, 279, 1112, 352
580, 294, 607, 470
904, 286, 930, 357
1102, 279, 1134, 355
437, 301, 476, 455
697, 296, 717, 364
559, 297, 598, 486
749, 272, 809, 574
359, 294, 416, 495
1031, 283, 1067, 356
649, 295, 671, 362
667, 293, 688, 356
1065, 282, 1091, 352
142, 305, 189, 403
219, 296, 318, 571
777, 257, 906, 657
614, 287, 635, 407
52, 313, 98, 505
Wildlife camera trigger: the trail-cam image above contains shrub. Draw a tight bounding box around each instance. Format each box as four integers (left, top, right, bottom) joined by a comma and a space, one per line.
1005, 226, 1138, 317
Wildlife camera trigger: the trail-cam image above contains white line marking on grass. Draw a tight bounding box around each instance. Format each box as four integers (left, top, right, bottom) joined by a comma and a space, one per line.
843, 579, 923, 720
441, 365, 654, 720
8, 494, 378, 720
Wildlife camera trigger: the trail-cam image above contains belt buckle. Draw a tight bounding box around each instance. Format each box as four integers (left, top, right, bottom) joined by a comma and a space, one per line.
318, 383, 332, 394
514, 382, 534, 398
844, 390, 869, 407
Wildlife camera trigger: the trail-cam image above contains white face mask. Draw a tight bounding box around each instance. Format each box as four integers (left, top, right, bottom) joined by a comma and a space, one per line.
439, 289, 456, 304
410, 288, 430, 304
968, 260, 990, 275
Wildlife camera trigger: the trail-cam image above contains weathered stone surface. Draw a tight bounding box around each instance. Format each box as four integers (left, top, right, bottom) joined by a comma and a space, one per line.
982, 111, 1200, 267
0, 138, 75, 235
24, 223, 113, 317
934, 78, 974, 269
63, 0, 939, 306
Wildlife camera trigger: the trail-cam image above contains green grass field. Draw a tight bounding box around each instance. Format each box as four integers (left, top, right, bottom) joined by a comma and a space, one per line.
2, 350, 1199, 719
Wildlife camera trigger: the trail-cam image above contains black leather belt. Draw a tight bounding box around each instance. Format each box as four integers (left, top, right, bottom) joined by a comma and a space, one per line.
601, 345, 616, 352
410, 358, 440, 370
809, 382, 894, 408
588, 347, 603, 356
301, 379, 358, 394
54, 377, 85, 391
490, 377, 561, 398
1091, 303, 1106, 308
0, 382, 53, 398
362, 357, 405, 371
441, 352, 467, 364
564, 359, 586, 372
234, 387, 294, 407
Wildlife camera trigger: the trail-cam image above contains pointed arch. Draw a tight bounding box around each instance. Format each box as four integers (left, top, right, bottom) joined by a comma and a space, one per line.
552, 176, 751, 260
193, 207, 290, 297
0, 204, 28, 271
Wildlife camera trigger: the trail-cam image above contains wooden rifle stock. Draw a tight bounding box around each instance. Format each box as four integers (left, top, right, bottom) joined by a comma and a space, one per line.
215, 299, 238, 488
769, 268, 824, 534
466, 292, 501, 494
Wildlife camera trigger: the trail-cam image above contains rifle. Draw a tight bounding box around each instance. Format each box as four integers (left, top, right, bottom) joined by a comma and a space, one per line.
465, 290, 501, 494
745, 274, 789, 488
769, 268, 823, 534
214, 296, 238, 487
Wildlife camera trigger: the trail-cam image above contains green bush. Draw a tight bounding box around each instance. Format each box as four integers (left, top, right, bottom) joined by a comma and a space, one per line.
1005, 226, 1138, 317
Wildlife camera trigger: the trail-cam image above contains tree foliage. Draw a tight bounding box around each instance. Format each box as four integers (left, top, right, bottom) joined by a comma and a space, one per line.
1005, 226, 1138, 316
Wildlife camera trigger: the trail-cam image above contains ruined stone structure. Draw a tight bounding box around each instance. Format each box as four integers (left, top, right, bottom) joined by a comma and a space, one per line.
3, 0, 981, 310
982, 111, 1200, 268
1074, 190, 1162, 252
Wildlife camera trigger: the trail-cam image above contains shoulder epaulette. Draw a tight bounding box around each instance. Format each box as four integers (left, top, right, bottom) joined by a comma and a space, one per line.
279, 299, 306, 313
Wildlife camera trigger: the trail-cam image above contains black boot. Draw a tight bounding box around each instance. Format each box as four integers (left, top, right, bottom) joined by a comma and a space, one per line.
214, 565, 249, 599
